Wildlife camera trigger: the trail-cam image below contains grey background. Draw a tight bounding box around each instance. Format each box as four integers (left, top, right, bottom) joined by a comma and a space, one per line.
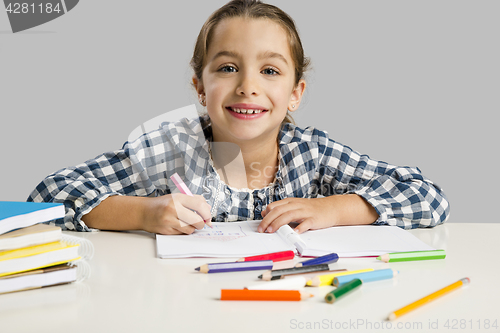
1, 1, 498, 223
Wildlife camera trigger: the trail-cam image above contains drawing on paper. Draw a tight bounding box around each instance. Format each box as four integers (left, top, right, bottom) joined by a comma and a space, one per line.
192, 224, 248, 242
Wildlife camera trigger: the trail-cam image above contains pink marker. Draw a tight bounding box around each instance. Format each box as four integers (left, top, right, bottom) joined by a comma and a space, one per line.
170, 173, 212, 228
170, 172, 193, 196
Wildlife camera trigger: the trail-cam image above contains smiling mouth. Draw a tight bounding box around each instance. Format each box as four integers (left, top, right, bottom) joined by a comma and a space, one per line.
226, 107, 268, 114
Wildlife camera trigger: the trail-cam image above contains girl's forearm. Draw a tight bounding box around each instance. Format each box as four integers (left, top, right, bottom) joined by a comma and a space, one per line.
81, 195, 147, 231
326, 194, 379, 226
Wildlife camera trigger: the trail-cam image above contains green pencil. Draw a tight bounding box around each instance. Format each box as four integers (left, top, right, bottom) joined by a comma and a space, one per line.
377, 250, 446, 263
325, 278, 362, 304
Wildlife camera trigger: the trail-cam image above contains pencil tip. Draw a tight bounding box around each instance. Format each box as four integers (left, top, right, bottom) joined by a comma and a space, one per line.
257, 274, 263, 279
195, 267, 200, 271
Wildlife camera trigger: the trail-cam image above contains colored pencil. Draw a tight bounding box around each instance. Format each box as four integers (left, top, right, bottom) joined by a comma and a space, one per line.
295, 252, 339, 267
195, 260, 275, 273
325, 278, 362, 304
270, 268, 347, 281
388, 277, 470, 321
306, 268, 375, 287
333, 268, 398, 287
258, 263, 341, 281
245, 276, 307, 290
236, 250, 295, 262
170, 173, 212, 228
377, 250, 446, 263
221, 289, 313, 301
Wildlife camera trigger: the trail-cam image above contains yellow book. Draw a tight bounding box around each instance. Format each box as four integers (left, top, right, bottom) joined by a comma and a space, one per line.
0, 241, 80, 277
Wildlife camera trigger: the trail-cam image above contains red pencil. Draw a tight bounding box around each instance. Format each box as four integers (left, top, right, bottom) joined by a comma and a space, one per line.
236, 251, 295, 262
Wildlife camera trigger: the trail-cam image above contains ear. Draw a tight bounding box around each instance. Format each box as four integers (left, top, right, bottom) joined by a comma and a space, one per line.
192, 75, 205, 96
288, 79, 306, 112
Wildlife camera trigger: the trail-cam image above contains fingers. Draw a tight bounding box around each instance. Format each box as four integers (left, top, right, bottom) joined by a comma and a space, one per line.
171, 223, 197, 234
175, 206, 206, 230
259, 198, 328, 234
258, 199, 303, 233
173, 194, 212, 230
144, 194, 212, 235
293, 218, 314, 234
156, 225, 195, 235
261, 199, 290, 218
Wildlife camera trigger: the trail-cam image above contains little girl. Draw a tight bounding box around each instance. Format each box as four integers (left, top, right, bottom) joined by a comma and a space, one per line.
28, 0, 449, 235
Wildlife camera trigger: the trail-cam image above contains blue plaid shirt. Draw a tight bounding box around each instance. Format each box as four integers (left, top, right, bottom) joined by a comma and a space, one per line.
28, 115, 449, 231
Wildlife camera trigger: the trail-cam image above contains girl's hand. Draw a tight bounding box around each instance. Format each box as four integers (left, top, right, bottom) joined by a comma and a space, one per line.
258, 197, 338, 234
258, 195, 378, 234
142, 194, 212, 235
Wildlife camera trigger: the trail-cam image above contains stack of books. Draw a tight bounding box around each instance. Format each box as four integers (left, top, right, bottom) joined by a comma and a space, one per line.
0, 201, 92, 294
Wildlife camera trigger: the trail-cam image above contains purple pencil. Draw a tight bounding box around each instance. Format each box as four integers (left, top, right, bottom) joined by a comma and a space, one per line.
195, 260, 275, 273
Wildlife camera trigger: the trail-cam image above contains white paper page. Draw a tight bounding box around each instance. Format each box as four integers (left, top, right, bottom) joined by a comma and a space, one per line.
299, 225, 435, 257
156, 221, 295, 258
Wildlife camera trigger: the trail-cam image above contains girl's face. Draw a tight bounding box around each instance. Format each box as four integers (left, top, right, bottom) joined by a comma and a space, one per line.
194, 17, 305, 145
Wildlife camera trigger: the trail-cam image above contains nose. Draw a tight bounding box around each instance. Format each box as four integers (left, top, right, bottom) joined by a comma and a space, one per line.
235, 70, 259, 96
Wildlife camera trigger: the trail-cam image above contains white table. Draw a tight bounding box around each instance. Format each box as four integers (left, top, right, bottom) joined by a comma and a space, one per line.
1, 223, 499, 333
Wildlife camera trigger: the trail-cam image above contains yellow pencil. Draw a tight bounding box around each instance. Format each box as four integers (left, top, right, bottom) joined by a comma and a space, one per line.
388, 277, 470, 321
306, 268, 374, 287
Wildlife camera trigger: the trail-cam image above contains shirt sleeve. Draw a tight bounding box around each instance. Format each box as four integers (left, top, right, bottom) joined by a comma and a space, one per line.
319, 138, 450, 229
27, 128, 176, 231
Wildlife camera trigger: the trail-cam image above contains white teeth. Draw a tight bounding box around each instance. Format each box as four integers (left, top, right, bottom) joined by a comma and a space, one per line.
231, 108, 263, 114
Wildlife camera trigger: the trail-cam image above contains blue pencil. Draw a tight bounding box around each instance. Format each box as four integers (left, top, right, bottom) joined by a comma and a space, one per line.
295, 252, 339, 267
333, 268, 398, 287
195, 260, 275, 273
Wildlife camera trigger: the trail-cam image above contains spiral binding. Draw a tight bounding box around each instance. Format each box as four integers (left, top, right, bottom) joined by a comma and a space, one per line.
60, 234, 94, 283
61, 234, 94, 260
68, 259, 91, 282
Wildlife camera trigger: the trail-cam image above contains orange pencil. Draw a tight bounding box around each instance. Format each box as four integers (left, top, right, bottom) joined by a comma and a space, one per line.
220, 289, 313, 301
388, 278, 470, 320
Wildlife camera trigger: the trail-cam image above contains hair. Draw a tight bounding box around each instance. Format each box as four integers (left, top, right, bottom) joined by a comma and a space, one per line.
190, 0, 310, 124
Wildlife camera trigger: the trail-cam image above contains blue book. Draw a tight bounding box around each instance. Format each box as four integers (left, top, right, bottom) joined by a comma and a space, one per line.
0, 202, 65, 235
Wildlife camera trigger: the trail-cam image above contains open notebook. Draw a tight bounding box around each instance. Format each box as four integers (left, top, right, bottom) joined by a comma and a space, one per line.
156, 221, 435, 258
